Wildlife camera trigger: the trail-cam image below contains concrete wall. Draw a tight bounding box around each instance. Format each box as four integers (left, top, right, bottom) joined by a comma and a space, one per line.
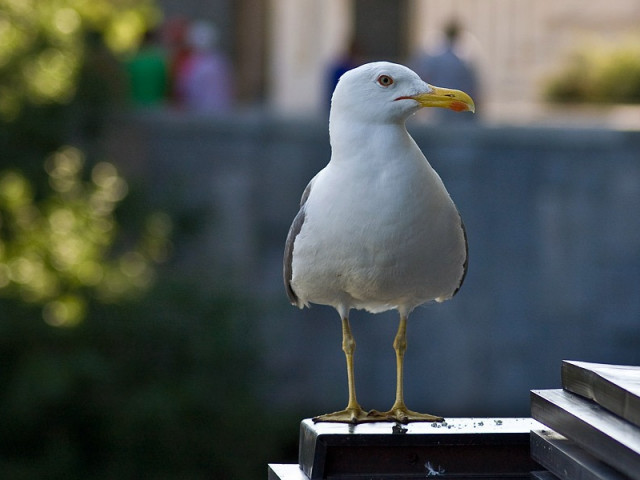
108, 112, 640, 417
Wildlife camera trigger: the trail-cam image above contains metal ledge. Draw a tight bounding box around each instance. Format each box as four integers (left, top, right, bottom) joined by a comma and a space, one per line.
294, 417, 541, 479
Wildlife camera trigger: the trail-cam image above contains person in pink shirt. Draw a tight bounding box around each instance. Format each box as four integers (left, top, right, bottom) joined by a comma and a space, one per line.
176, 21, 233, 113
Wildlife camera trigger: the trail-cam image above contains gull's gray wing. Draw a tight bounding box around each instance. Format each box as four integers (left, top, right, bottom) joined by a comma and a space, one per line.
452, 214, 468, 297
283, 178, 315, 306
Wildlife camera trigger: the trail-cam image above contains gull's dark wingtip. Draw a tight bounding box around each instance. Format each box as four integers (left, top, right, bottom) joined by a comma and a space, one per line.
452, 216, 468, 298
283, 207, 305, 306
284, 179, 315, 307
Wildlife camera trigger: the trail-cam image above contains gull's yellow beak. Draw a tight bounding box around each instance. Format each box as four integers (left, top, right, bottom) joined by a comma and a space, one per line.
410, 85, 475, 113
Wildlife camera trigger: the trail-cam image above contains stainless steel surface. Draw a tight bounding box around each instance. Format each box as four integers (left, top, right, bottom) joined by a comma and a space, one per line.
562, 360, 640, 428
268, 464, 310, 480
531, 471, 561, 480
531, 429, 631, 480
531, 389, 640, 480
299, 417, 541, 479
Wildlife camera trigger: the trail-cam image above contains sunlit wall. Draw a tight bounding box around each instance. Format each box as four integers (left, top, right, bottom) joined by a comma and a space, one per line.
264, 0, 640, 121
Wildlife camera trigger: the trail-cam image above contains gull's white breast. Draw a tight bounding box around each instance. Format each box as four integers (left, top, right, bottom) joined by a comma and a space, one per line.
290, 128, 466, 314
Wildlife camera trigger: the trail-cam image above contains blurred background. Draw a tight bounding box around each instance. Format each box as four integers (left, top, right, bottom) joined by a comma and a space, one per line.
1, 0, 639, 478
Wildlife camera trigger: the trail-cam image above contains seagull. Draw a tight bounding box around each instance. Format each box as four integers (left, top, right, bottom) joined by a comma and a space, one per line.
283, 61, 474, 424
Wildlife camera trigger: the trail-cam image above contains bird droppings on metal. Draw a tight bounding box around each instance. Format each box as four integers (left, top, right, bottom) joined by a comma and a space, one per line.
392, 423, 408, 434
425, 461, 445, 476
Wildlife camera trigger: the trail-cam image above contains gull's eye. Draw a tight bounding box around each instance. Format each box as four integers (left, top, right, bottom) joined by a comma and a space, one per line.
377, 74, 394, 87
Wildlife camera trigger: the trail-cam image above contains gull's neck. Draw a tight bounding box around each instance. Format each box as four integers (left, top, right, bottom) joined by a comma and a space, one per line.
329, 116, 416, 167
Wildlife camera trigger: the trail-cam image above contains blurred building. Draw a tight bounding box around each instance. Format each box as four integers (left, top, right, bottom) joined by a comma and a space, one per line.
157, 0, 640, 121
110, 0, 640, 419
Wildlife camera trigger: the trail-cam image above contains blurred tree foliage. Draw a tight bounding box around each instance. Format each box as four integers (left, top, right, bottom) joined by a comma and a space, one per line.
0, 282, 292, 479
0, 0, 159, 120
0, 0, 168, 324
0, 146, 172, 326
545, 37, 640, 104
0, 1, 296, 478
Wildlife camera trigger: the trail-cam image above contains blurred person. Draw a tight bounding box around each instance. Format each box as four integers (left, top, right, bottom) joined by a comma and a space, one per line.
162, 16, 191, 106
411, 20, 479, 123
74, 30, 127, 154
176, 20, 233, 113
125, 29, 168, 106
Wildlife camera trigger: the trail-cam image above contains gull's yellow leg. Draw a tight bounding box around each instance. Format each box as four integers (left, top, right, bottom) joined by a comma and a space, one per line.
368, 315, 443, 424
314, 316, 373, 423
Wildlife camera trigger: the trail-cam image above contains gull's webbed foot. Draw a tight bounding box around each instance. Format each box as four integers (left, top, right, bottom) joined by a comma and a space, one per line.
313, 405, 379, 424
366, 406, 444, 424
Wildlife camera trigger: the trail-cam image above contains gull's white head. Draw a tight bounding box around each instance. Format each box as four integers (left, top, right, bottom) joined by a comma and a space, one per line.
330, 61, 475, 124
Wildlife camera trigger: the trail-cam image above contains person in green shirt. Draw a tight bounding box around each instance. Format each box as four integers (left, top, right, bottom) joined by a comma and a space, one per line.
126, 30, 168, 106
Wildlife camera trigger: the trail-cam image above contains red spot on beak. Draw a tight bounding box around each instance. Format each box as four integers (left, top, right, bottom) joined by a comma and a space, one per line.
449, 101, 469, 112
